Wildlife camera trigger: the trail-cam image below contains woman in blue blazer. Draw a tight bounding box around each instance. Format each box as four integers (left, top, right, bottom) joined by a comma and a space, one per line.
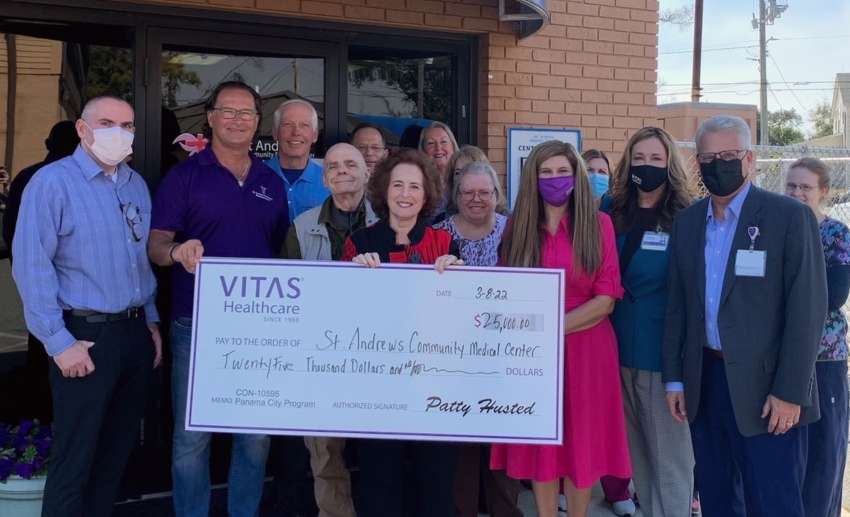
602, 127, 695, 517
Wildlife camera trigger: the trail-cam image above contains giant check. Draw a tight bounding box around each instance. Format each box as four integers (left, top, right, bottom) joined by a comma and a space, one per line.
186, 257, 565, 444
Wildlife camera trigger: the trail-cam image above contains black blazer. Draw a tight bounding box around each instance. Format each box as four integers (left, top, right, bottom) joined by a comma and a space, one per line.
662, 185, 827, 437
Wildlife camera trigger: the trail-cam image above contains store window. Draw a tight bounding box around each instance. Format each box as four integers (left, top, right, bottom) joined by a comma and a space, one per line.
0, 28, 133, 421
159, 47, 325, 173
347, 47, 456, 148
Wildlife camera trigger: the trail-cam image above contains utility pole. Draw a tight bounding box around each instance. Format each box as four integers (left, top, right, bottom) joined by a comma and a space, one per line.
753, 0, 788, 145
691, 0, 704, 102
758, 0, 768, 144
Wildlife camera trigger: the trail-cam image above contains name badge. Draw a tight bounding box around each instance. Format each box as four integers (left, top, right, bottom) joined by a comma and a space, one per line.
641, 231, 669, 251
735, 249, 766, 277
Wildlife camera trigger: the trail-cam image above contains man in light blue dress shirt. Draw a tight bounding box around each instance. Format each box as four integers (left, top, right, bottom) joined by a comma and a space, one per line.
12, 96, 161, 517
663, 116, 826, 517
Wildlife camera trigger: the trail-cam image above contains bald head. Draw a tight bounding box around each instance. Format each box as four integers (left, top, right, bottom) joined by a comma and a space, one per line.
75, 96, 135, 170
323, 143, 368, 203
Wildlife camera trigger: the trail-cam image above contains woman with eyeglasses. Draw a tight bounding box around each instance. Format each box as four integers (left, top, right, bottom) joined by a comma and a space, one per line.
434, 160, 522, 517
785, 157, 850, 517
444, 145, 490, 216
491, 140, 631, 517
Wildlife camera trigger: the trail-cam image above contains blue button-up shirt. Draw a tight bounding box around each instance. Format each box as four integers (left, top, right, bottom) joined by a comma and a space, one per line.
704, 181, 752, 350
12, 146, 159, 356
263, 157, 329, 221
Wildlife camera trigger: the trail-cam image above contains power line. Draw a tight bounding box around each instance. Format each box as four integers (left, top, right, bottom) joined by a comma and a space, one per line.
661, 44, 758, 55
661, 35, 850, 55
768, 53, 809, 113
659, 80, 848, 87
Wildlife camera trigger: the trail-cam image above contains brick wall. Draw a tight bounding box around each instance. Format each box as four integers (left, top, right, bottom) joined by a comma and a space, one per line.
130, 0, 660, 171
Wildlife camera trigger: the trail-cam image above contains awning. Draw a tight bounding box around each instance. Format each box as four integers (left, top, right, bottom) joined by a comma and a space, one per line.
499, 0, 550, 39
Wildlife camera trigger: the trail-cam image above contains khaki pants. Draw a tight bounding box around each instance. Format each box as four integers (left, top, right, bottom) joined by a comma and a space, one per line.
304, 436, 356, 517
620, 367, 695, 517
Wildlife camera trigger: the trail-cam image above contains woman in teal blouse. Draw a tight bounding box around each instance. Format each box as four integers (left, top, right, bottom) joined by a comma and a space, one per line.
603, 127, 695, 517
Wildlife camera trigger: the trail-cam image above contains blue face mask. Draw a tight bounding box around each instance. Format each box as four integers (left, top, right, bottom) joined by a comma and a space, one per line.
588, 172, 610, 199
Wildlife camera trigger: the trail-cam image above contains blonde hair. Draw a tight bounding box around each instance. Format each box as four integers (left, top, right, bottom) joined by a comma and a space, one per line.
501, 140, 601, 273
418, 122, 460, 155
610, 127, 694, 233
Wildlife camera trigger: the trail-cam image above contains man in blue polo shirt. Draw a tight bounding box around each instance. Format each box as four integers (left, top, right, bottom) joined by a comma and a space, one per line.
148, 81, 289, 517
265, 99, 329, 220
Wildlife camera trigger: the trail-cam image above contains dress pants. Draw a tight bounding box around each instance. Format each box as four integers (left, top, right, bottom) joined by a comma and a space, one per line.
357, 439, 458, 517
690, 350, 808, 517
453, 443, 522, 517
304, 436, 356, 517
620, 367, 694, 517
802, 360, 848, 517
42, 313, 153, 517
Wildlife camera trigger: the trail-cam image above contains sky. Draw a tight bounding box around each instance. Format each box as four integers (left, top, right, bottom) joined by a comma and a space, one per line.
657, 0, 850, 135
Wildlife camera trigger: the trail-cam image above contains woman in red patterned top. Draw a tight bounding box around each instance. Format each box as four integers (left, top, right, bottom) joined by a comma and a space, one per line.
342, 149, 463, 517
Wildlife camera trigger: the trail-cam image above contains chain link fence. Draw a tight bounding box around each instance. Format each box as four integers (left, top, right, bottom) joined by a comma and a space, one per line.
678, 142, 850, 321
677, 142, 850, 226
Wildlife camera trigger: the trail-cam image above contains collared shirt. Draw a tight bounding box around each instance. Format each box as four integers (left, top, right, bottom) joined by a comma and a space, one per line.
152, 147, 289, 319
12, 146, 159, 356
704, 181, 752, 350
263, 157, 329, 221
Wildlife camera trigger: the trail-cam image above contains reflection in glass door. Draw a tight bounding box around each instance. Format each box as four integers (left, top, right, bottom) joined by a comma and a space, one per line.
159, 47, 325, 175
0, 30, 133, 422
348, 47, 456, 149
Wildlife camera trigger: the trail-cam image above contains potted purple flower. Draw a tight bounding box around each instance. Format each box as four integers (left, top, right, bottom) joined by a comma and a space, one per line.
0, 420, 51, 517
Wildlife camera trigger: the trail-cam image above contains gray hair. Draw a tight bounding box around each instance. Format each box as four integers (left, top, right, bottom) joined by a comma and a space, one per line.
454, 161, 507, 214
80, 95, 132, 121
324, 142, 367, 175
695, 115, 752, 151
419, 121, 460, 153
273, 99, 319, 134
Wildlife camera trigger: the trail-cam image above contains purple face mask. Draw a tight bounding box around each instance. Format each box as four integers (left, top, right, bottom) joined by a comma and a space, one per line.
538, 175, 575, 206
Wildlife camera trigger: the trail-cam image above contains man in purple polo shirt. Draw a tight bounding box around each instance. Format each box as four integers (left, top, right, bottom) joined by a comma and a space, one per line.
148, 81, 289, 517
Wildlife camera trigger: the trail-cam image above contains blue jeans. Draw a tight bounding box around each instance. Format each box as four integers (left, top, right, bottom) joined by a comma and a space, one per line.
171, 317, 271, 517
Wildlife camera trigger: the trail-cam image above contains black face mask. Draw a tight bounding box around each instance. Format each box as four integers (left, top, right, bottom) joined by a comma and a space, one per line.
630, 165, 668, 192
700, 158, 745, 197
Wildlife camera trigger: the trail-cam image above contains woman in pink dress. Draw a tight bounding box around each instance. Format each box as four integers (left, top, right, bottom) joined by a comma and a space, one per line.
491, 140, 631, 517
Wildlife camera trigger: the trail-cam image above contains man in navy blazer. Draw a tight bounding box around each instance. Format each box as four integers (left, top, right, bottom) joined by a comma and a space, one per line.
662, 115, 827, 517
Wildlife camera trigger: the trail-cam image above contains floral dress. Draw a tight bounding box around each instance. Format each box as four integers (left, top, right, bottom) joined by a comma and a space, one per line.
433, 213, 507, 267
818, 216, 850, 361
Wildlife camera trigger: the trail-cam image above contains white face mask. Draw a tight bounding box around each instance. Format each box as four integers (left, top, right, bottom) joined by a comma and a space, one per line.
85, 124, 134, 166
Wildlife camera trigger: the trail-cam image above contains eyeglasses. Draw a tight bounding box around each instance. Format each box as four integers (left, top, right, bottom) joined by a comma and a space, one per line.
355, 145, 386, 155
459, 189, 496, 201
696, 149, 748, 164
785, 182, 817, 194
116, 191, 143, 242
212, 107, 258, 121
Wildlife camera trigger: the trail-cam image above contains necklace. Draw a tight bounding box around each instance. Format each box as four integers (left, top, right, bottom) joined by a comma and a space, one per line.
234, 161, 250, 187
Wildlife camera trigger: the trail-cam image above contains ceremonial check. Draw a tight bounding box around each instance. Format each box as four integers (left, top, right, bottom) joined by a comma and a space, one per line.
186, 257, 565, 444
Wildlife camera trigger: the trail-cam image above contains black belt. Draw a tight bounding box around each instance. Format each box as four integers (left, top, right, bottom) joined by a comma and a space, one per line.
65, 307, 144, 323
704, 347, 724, 359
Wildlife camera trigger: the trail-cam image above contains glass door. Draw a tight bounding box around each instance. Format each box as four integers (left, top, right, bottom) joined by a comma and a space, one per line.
145, 28, 341, 181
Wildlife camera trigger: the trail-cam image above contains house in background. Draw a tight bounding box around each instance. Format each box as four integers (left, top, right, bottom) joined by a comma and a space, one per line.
656, 101, 758, 143
830, 73, 850, 148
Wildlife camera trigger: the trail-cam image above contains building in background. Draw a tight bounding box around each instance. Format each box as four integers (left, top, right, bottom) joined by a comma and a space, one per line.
657, 101, 758, 144
0, 0, 661, 503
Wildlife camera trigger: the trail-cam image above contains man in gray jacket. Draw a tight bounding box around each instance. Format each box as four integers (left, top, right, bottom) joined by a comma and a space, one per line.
663, 115, 827, 517
282, 142, 377, 517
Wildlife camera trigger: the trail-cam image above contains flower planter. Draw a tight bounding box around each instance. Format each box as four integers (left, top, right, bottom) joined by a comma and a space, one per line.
0, 475, 46, 517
